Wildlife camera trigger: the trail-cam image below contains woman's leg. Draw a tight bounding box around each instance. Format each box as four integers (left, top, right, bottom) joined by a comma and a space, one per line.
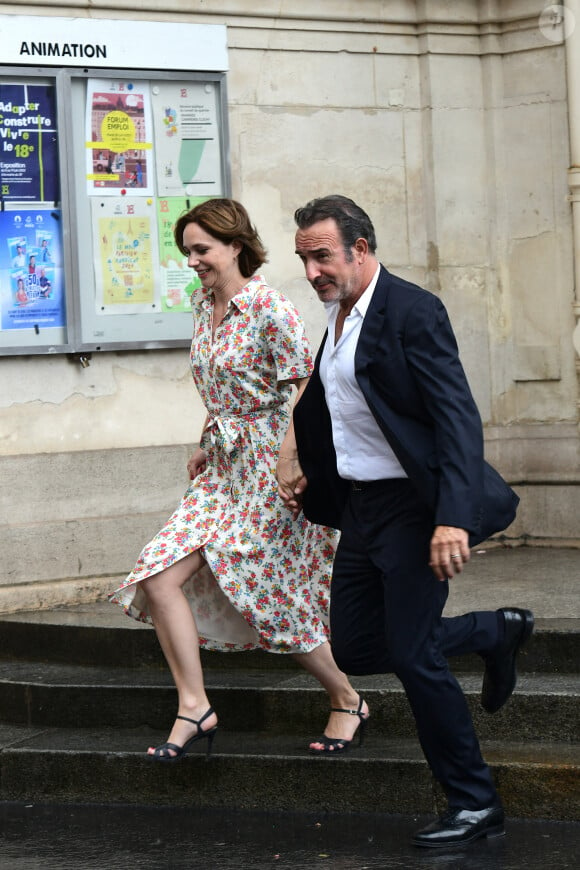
292, 641, 369, 749
141, 552, 218, 756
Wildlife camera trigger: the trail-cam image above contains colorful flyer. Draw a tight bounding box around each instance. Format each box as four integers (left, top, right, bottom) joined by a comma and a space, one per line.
91, 197, 159, 314
0, 83, 59, 204
86, 79, 154, 196
0, 209, 64, 330
157, 196, 208, 313
151, 82, 223, 197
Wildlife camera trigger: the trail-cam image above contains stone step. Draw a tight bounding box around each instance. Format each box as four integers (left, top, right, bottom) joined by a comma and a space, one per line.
0, 549, 577, 825
0, 612, 577, 674
0, 662, 577, 743
0, 723, 577, 821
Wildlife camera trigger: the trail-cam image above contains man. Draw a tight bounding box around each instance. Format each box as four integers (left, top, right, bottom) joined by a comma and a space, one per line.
12, 244, 25, 268
40, 238, 52, 262
277, 195, 534, 848
38, 267, 52, 298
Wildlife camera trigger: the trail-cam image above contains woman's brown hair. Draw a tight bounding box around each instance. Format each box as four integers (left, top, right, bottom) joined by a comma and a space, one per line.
174, 198, 267, 278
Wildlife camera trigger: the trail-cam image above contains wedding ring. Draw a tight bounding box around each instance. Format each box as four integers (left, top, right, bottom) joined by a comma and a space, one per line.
450, 553, 461, 559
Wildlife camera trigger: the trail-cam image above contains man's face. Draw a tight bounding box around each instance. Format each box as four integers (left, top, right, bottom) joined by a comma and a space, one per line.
295, 218, 362, 304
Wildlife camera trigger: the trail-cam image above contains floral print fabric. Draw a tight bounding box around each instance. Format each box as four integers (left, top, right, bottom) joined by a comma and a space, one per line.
110, 275, 338, 653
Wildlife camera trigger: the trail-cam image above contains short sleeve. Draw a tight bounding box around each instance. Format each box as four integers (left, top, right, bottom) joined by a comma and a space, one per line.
259, 289, 313, 382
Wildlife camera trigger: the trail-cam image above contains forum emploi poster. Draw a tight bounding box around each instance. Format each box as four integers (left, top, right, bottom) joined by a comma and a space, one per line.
85, 79, 154, 197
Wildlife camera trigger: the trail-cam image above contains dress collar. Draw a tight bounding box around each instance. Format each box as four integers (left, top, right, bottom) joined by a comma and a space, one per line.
193, 274, 266, 312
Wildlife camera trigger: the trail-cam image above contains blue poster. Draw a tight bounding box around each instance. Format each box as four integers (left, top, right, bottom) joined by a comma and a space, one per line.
0, 83, 59, 203
0, 209, 65, 331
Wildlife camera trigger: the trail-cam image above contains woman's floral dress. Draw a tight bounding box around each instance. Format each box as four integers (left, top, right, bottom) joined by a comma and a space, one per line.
110, 275, 338, 653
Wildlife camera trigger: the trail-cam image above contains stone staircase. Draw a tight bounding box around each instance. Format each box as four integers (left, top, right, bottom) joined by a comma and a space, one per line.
0, 547, 578, 820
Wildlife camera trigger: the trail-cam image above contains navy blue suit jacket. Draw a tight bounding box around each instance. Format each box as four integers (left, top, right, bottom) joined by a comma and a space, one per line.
293, 266, 519, 546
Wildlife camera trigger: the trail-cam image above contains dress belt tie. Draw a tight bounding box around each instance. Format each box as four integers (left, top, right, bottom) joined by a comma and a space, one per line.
206, 409, 283, 454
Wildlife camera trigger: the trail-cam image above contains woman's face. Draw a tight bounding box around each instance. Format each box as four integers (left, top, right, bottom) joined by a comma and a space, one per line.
181, 221, 242, 293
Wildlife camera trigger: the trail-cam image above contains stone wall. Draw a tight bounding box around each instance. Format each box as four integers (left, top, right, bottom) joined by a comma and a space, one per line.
0, 0, 578, 610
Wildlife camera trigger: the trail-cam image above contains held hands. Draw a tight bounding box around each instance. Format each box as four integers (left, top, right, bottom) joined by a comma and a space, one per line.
187, 448, 208, 480
429, 525, 470, 581
276, 455, 308, 520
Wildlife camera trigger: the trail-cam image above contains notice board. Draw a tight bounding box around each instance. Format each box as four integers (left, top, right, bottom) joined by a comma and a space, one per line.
0, 15, 229, 356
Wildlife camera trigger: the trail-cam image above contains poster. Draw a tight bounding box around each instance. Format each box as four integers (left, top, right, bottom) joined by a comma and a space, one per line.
157, 196, 208, 313
85, 79, 154, 196
91, 197, 159, 314
0, 209, 64, 330
151, 82, 222, 197
0, 83, 59, 204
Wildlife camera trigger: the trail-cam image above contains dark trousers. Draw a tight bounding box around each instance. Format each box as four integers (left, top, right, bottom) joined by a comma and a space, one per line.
329, 478, 500, 810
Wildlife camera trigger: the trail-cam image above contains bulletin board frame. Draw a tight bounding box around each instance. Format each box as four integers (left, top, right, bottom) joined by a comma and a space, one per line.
0, 16, 230, 357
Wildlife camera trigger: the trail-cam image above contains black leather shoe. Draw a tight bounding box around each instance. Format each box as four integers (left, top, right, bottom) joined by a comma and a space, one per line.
412, 805, 505, 848
481, 607, 534, 713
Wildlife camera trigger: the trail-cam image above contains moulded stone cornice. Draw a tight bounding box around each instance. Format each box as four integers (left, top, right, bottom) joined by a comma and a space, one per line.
0, 1, 557, 56
0, 0, 549, 31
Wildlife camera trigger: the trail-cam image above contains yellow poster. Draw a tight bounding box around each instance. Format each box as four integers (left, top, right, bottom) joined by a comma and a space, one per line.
91, 198, 159, 314
85, 79, 154, 197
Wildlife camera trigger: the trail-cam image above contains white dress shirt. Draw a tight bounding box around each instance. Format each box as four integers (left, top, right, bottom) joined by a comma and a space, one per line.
320, 266, 407, 482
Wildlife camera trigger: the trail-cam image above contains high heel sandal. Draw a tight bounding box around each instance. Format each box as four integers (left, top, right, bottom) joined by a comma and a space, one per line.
309, 696, 369, 755
149, 707, 218, 763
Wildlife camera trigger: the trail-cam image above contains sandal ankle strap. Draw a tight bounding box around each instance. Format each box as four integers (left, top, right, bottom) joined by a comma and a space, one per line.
330, 697, 365, 717
176, 706, 215, 728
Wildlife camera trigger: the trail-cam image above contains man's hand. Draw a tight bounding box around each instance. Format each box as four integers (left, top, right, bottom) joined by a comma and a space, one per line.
187, 448, 208, 480
429, 525, 470, 581
276, 456, 308, 520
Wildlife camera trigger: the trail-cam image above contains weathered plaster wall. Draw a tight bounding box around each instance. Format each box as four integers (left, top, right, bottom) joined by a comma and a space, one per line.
0, 350, 205, 455
0, 0, 578, 608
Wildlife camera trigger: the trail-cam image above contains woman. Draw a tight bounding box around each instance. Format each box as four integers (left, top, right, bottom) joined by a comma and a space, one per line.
110, 199, 369, 761
15, 277, 28, 306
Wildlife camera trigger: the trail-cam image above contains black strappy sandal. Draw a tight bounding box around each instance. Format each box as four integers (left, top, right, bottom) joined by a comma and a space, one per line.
149, 707, 218, 763
309, 696, 369, 755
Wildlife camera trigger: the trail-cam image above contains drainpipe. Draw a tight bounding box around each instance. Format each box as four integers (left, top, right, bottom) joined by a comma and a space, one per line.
565, 1, 580, 394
